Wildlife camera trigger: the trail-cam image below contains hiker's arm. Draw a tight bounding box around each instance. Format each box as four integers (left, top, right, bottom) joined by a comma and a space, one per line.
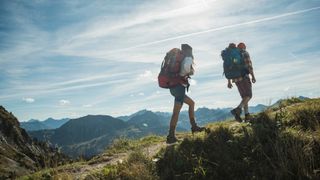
248, 58, 256, 83
245, 54, 256, 83
227, 79, 232, 89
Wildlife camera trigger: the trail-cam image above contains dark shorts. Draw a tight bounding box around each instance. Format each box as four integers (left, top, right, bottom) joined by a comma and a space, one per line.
170, 84, 186, 105
235, 76, 252, 98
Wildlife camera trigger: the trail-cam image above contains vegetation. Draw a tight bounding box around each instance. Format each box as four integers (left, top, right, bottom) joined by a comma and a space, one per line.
157, 98, 320, 179
85, 135, 164, 179
88, 151, 158, 180
17, 97, 320, 179
104, 135, 164, 155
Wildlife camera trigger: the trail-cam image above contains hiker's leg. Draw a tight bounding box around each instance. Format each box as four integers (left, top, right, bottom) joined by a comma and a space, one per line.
236, 77, 252, 112
237, 98, 246, 109
184, 95, 205, 133
169, 101, 183, 136
169, 85, 185, 137
243, 96, 251, 114
243, 77, 253, 115
183, 95, 196, 127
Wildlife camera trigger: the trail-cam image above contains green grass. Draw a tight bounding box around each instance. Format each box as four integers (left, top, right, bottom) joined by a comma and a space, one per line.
19, 161, 86, 180
157, 98, 320, 179
89, 150, 159, 180
84, 135, 165, 179
103, 135, 164, 155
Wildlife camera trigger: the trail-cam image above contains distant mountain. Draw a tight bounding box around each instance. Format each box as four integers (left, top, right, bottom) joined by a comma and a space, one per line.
126, 110, 187, 137
127, 110, 164, 128
29, 112, 185, 158
30, 115, 128, 158
249, 104, 268, 113
0, 106, 67, 179
20, 120, 49, 131
53, 115, 127, 145
43, 118, 69, 129
27, 103, 268, 158
21, 118, 69, 131
117, 109, 150, 122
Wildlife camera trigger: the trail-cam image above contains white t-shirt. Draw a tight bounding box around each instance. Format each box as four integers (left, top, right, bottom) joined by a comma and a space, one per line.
179, 56, 194, 77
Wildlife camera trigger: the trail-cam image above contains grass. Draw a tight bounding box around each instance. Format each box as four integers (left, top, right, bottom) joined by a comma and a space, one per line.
103, 135, 164, 155
88, 150, 159, 180
19, 161, 86, 180
85, 135, 165, 179
157, 98, 320, 179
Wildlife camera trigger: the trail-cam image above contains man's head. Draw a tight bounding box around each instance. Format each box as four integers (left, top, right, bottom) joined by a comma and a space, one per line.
237, 42, 246, 50
228, 43, 236, 48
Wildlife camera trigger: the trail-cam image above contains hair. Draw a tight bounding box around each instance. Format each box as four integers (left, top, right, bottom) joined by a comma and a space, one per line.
228, 43, 236, 48
237, 42, 246, 49
181, 44, 194, 59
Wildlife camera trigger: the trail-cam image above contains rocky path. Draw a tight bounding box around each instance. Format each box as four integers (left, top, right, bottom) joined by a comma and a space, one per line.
71, 142, 167, 179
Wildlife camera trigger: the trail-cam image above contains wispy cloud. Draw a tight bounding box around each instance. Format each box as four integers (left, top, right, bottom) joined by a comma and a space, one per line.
1, 0, 319, 120
59, 100, 71, 106
82, 104, 93, 108
22, 97, 35, 103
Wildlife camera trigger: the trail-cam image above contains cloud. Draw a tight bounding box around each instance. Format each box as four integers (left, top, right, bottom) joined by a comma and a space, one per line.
137, 70, 158, 82
138, 92, 145, 96
82, 104, 93, 108
22, 97, 35, 103
138, 70, 152, 78
2, 0, 320, 121
284, 87, 290, 92
59, 100, 71, 106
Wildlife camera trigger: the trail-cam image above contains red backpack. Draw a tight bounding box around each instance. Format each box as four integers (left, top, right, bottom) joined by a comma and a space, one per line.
158, 48, 185, 88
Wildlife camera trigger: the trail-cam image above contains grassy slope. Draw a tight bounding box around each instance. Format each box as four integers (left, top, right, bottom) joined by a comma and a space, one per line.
21, 97, 320, 179
158, 98, 320, 179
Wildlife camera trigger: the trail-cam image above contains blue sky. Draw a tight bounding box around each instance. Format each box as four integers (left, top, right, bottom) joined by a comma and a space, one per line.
1, 0, 320, 121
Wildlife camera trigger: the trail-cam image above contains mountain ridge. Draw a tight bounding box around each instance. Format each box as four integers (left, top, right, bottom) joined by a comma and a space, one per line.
0, 106, 68, 179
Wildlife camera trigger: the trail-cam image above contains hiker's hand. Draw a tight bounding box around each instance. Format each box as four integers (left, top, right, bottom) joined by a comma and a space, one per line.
227, 82, 232, 89
252, 77, 256, 83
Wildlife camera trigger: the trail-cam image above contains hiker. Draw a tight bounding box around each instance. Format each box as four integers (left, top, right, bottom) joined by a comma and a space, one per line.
222, 42, 256, 122
158, 44, 205, 144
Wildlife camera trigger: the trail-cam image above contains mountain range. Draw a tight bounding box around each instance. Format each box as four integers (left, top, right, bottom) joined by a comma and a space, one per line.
26, 104, 268, 158
20, 118, 69, 131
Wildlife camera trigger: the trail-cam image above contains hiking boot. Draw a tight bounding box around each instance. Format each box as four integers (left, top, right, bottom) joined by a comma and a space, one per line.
166, 135, 178, 144
231, 108, 242, 123
244, 113, 251, 122
191, 125, 206, 134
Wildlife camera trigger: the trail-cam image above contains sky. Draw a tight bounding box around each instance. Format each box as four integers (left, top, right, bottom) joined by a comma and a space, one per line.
0, 0, 320, 121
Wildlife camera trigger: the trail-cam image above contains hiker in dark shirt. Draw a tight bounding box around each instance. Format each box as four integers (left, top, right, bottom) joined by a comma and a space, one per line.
228, 42, 256, 122
166, 44, 205, 144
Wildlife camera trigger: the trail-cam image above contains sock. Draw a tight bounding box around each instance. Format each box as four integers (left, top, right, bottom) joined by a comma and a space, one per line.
190, 117, 197, 127
168, 127, 175, 137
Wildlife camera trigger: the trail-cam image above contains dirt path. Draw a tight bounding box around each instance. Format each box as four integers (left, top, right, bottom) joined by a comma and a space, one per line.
71, 142, 167, 179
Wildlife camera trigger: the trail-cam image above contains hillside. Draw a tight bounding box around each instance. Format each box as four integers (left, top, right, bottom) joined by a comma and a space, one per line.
22, 97, 320, 179
0, 106, 68, 179
30, 115, 128, 158
28, 113, 175, 158
157, 98, 320, 179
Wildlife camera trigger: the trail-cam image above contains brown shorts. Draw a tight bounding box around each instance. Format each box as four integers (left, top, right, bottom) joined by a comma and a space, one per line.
235, 76, 252, 98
